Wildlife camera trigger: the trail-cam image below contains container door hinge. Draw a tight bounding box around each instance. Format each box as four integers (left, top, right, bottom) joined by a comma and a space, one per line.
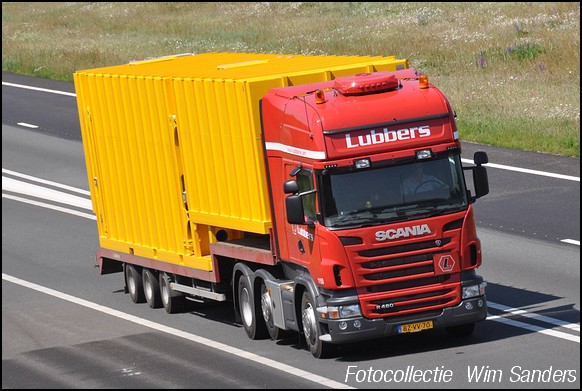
183, 240, 195, 255
168, 114, 177, 128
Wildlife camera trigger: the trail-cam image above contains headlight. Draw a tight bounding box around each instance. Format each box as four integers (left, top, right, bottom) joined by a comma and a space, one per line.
339, 304, 362, 318
318, 304, 362, 319
462, 282, 487, 299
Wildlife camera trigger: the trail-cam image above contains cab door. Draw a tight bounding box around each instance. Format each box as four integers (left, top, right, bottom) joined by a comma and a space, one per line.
283, 163, 318, 269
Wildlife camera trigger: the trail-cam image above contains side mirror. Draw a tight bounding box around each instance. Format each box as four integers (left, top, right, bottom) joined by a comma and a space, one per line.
473, 166, 489, 198
285, 195, 305, 224
472, 151, 489, 198
283, 180, 299, 194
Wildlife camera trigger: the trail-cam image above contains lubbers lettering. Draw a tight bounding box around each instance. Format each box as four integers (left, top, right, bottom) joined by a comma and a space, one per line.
376, 224, 432, 241
346, 126, 431, 149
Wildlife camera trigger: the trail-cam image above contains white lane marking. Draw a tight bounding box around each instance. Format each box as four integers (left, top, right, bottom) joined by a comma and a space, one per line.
461, 159, 580, 182
561, 239, 580, 246
488, 301, 580, 332
2, 81, 77, 97
17, 122, 38, 129
1, 273, 353, 389
2, 193, 96, 220
3, 168, 91, 196
2, 176, 92, 211
461, 158, 580, 182
486, 314, 580, 343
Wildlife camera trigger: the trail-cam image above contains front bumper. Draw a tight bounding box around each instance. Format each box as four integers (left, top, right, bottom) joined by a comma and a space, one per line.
321, 295, 487, 344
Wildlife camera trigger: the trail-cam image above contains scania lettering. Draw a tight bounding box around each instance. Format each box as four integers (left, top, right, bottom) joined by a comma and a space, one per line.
74, 52, 490, 359
376, 224, 433, 241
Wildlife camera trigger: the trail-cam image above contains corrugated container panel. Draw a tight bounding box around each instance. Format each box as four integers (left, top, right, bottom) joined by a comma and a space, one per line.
172, 77, 272, 233
75, 52, 408, 271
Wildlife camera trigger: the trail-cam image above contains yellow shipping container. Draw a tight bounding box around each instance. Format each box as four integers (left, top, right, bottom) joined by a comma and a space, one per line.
74, 52, 408, 271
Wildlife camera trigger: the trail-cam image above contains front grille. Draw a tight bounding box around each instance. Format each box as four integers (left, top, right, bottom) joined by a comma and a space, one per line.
367, 275, 450, 292
362, 253, 432, 269
349, 234, 461, 319
365, 264, 434, 280
359, 237, 451, 257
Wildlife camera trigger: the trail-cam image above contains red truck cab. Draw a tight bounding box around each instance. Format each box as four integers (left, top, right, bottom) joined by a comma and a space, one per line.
261, 69, 489, 357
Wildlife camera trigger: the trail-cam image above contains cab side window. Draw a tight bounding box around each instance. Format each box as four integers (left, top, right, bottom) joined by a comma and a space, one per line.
296, 169, 316, 220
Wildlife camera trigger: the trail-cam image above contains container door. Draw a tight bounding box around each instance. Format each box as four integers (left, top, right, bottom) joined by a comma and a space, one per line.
82, 108, 109, 237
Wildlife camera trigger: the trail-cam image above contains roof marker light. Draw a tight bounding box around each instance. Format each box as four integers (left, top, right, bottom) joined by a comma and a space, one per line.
419, 74, 429, 89
315, 89, 326, 104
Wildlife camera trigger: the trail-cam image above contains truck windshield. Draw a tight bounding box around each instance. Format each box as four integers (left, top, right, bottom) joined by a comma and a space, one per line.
320, 155, 468, 228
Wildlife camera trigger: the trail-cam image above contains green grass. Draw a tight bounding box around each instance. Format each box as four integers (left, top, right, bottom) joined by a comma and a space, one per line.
2, 2, 579, 157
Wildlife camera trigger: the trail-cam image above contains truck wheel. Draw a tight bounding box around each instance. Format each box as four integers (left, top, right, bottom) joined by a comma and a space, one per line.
238, 276, 268, 340
260, 281, 284, 340
445, 322, 475, 337
300, 291, 334, 359
159, 272, 186, 314
142, 269, 162, 309
125, 264, 145, 303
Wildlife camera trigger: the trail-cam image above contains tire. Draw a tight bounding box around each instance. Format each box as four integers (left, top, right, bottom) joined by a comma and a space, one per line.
300, 290, 334, 359
259, 281, 284, 340
125, 264, 145, 304
142, 269, 162, 309
445, 322, 475, 337
238, 276, 268, 340
159, 272, 186, 314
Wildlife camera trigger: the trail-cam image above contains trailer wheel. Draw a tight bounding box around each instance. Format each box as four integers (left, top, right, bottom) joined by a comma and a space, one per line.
238, 276, 267, 340
300, 291, 334, 359
159, 272, 186, 314
142, 269, 162, 309
125, 264, 145, 303
260, 281, 284, 340
445, 322, 475, 337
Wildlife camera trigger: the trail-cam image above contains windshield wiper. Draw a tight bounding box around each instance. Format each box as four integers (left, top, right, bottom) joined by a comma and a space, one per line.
395, 202, 462, 219
332, 211, 382, 228
333, 206, 404, 227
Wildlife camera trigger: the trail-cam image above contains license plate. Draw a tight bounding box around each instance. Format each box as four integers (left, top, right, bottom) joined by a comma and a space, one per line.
398, 320, 433, 334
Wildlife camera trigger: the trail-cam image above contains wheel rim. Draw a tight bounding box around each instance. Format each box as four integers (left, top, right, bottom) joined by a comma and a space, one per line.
240, 286, 253, 328
260, 285, 273, 326
144, 273, 152, 301
160, 276, 170, 305
302, 301, 317, 344
127, 268, 137, 295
